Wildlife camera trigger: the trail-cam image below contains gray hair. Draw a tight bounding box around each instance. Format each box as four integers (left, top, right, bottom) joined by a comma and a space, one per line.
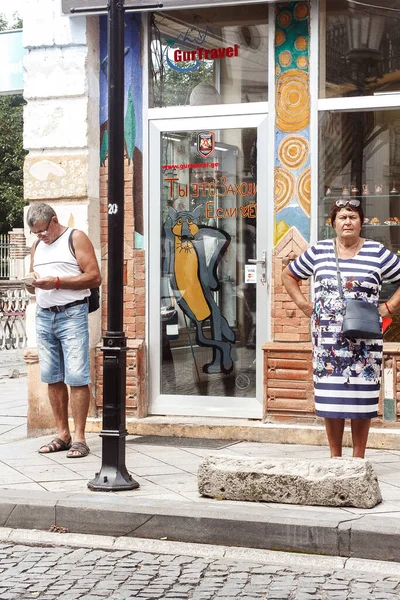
27, 203, 57, 228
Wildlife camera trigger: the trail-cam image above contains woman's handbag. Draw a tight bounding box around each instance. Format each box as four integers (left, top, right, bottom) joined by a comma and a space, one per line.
333, 240, 382, 339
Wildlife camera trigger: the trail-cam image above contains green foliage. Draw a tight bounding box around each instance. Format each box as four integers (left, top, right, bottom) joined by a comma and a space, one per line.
153, 55, 213, 107
0, 13, 26, 235
0, 95, 27, 234
0, 12, 22, 32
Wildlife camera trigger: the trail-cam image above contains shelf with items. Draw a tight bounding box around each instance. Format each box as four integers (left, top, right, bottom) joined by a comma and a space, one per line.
321, 195, 400, 201
323, 223, 400, 229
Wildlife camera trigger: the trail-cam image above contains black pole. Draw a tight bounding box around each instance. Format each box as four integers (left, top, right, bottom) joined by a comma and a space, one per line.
88, 0, 139, 492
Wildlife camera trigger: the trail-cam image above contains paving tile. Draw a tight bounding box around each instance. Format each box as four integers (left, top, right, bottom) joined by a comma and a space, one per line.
128, 465, 186, 477
39, 480, 94, 493
11, 463, 87, 483
0, 463, 33, 484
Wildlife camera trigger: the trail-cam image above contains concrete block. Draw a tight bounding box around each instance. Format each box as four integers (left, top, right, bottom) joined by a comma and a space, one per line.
56, 498, 155, 536
5, 501, 56, 530
24, 47, 88, 99
24, 154, 88, 200
24, 98, 89, 150
23, 0, 87, 48
198, 456, 382, 509
350, 516, 400, 562
0, 502, 17, 527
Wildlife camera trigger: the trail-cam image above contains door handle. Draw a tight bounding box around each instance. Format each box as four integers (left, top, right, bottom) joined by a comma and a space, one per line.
248, 250, 267, 285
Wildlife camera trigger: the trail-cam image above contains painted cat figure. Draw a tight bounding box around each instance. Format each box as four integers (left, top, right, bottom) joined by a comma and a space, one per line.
162, 205, 235, 374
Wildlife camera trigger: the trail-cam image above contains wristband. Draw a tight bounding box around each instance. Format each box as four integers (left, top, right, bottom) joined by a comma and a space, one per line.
55, 277, 60, 291
385, 301, 392, 315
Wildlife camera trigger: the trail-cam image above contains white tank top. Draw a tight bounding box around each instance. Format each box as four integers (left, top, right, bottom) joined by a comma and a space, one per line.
33, 227, 90, 309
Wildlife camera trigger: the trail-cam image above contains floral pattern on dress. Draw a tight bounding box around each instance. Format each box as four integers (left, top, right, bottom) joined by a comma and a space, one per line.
312, 275, 381, 386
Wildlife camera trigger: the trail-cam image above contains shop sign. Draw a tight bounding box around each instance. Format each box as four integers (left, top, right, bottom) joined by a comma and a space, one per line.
0, 30, 24, 94
173, 44, 239, 63
197, 132, 215, 158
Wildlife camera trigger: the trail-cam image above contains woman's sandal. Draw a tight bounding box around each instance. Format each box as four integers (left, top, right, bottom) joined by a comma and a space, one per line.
38, 437, 72, 454
67, 442, 90, 458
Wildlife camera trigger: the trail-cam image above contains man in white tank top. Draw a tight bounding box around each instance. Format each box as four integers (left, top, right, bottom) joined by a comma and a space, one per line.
25, 203, 101, 458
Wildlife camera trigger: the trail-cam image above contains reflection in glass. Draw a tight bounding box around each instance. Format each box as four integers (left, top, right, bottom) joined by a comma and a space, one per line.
160, 129, 257, 397
149, 6, 268, 108
321, 1, 400, 97
319, 108, 400, 340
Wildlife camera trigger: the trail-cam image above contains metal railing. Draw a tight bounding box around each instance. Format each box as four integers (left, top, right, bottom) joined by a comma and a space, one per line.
0, 235, 16, 280
0, 287, 30, 350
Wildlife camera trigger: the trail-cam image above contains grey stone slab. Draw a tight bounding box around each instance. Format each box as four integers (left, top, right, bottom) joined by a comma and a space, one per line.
132, 510, 348, 556
56, 503, 155, 537
198, 456, 382, 509
350, 516, 400, 562
0, 495, 55, 530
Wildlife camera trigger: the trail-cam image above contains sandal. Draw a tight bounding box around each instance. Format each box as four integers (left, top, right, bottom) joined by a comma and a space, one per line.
67, 441, 90, 458
38, 437, 72, 454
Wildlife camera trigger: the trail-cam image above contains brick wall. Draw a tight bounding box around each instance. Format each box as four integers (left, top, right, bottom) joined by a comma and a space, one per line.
271, 227, 311, 343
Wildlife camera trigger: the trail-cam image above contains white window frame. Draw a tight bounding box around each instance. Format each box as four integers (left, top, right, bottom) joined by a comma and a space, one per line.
312, 0, 400, 244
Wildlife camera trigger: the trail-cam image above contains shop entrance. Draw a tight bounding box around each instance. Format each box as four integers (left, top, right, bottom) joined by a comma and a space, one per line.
149, 114, 268, 418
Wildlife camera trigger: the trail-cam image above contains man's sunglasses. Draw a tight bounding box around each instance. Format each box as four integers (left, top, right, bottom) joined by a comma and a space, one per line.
335, 198, 361, 208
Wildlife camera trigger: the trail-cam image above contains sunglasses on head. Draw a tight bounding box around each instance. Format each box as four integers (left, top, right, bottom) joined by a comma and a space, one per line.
335, 198, 361, 208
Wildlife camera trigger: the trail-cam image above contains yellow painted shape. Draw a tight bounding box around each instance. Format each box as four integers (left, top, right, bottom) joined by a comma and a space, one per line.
174, 239, 211, 322
275, 220, 290, 246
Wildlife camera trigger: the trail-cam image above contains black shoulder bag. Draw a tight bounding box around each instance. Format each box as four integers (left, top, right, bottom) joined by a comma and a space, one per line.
68, 229, 100, 313
333, 240, 381, 340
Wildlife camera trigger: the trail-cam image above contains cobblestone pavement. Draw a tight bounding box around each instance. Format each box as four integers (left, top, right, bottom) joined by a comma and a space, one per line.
1, 541, 400, 600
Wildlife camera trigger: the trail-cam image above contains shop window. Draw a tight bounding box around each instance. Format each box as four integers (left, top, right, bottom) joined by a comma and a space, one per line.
319, 108, 400, 341
149, 5, 268, 108
320, 0, 400, 98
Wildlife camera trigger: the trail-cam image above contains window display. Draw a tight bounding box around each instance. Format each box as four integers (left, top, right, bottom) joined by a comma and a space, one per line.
149, 5, 268, 108
319, 108, 400, 341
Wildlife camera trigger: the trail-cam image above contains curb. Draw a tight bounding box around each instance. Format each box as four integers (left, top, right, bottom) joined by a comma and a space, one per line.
1, 526, 400, 577
1, 489, 400, 563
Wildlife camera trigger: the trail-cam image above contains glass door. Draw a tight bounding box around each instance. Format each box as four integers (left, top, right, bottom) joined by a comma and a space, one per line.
149, 114, 268, 418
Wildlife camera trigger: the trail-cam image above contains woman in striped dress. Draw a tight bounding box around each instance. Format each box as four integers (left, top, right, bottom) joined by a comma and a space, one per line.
282, 199, 400, 458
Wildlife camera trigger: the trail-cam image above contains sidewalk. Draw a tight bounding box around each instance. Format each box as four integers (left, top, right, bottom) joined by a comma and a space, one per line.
1, 352, 400, 562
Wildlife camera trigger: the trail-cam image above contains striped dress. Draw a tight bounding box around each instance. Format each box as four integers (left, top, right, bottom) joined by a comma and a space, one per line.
289, 239, 400, 419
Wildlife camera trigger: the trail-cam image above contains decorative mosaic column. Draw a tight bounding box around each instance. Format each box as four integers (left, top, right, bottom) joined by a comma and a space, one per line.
272, 1, 311, 344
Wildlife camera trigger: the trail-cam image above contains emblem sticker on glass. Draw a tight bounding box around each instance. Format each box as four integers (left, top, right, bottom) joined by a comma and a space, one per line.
197, 132, 215, 158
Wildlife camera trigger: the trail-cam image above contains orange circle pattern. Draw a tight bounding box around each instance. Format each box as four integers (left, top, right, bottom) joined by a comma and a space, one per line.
275, 29, 286, 46
297, 166, 311, 216
275, 167, 295, 212
278, 135, 309, 170
294, 2, 308, 20
276, 70, 310, 133
278, 11, 292, 28
296, 56, 308, 70
279, 50, 292, 67
295, 36, 308, 51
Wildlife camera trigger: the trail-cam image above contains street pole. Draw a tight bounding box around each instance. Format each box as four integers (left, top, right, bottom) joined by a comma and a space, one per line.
88, 0, 139, 491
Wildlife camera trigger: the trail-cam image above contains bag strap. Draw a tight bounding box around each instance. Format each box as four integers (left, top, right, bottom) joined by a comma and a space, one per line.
33, 238, 41, 254
68, 228, 77, 258
333, 239, 344, 299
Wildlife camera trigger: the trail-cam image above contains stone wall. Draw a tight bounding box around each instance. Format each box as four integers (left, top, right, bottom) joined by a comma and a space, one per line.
23, 0, 101, 433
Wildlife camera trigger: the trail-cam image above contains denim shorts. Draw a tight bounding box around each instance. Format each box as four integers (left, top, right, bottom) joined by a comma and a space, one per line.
36, 303, 91, 386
